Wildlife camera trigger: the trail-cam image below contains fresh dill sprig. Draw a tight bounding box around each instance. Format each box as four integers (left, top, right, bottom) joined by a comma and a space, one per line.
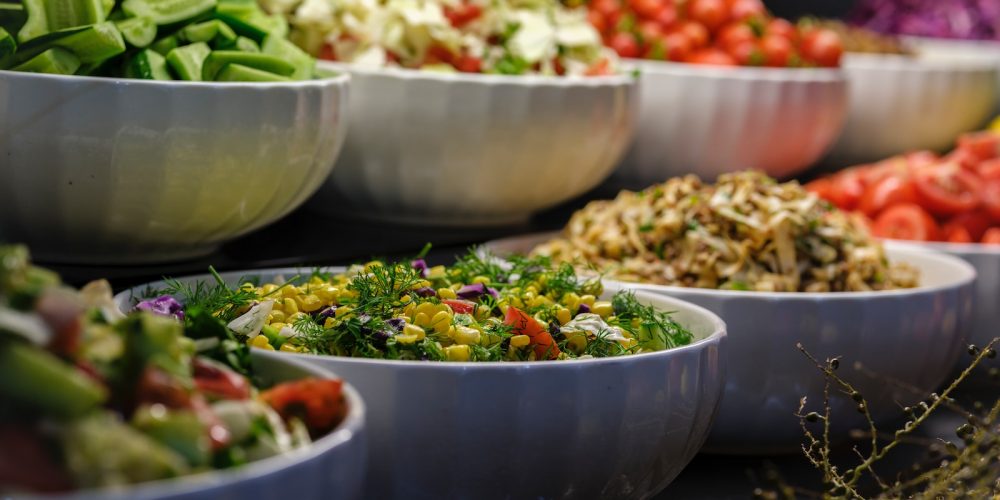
610, 290, 693, 349
159, 267, 259, 322
348, 263, 423, 317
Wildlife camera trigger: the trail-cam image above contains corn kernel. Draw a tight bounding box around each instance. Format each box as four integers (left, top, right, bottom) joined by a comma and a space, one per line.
525, 285, 539, 295
510, 334, 531, 348
287, 312, 307, 324
427, 265, 446, 279
260, 284, 279, 296
251, 335, 271, 349
414, 312, 431, 327
403, 323, 427, 341
564, 330, 588, 353
280, 343, 301, 353
430, 310, 452, 333
323, 317, 337, 329
580, 295, 597, 307
452, 326, 481, 345
472, 276, 490, 285
270, 322, 287, 330
529, 295, 552, 309
445, 344, 471, 361
413, 279, 432, 289
437, 288, 457, 300
269, 310, 287, 323
403, 302, 416, 317
335, 306, 353, 318
415, 302, 439, 317
314, 286, 338, 302
592, 301, 613, 318
281, 285, 299, 298
555, 308, 571, 325
282, 298, 299, 315
395, 334, 420, 344
296, 294, 323, 313
400, 294, 412, 305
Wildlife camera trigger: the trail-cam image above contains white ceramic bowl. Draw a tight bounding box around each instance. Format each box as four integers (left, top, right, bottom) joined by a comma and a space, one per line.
40, 351, 367, 500
0, 70, 350, 265
306, 62, 637, 226
616, 60, 847, 187
116, 270, 726, 499
485, 233, 976, 453
823, 53, 999, 166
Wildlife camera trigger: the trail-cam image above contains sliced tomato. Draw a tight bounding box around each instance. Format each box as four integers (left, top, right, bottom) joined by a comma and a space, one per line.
943, 211, 994, 241
685, 47, 737, 65
945, 226, 973, 243
424, 45, 455, 65
913, 164, 982, 216
193, 357, 251, 401
443, 299, 477, 315
979, 158, 1000, 181
503, 306, 561, 360
858, 174, 917, 217
983, 227, 1000, 244
957, 131, 1000, 162
984, 180, 1000, 221
906, 150, 939, 170
444, 3, 482, 28
943, 148, 980, 171
827, 168, 866, 211
261, 379, 347, 437
873, 203, 940, 241
35, 290, 83, 359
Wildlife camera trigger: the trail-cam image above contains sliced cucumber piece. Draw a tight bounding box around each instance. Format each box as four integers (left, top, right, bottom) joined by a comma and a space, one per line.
149, 34, 177, 55
0, 3, 26, 35
216, 0, 257, 17
122, 0, 216, 27
179, 19, 236, 47
233, 35, 257, 52
165, 41, 209, 80
216, 11, 286, 43
261, 35, 312, 80
19, 0, 106, 43
0, 27, 15, 60
26, 21, 125, 64
11, 46, 81, 74
115, 16, 156, 48
0, 341, 105, 418
215, 62, 292, 82
201, 50, 293, 80
125, 48, 172, 79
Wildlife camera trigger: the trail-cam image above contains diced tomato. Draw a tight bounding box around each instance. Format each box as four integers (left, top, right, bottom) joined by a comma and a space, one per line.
827, 168, 866, 211
193, 357, 251, 401
760, 33, 792, 67
945, 226, 973, 243
984, 180, 1000, 221
905, 150, 939, 170
609, 32, 640, 58
979, 158, 1000, 181
727, 0, 766, 22
637, 20, 664, 43
455, 54, 482, 73
444, 3, 483, 28
943, 211, 994, 241
685, 47, 737, 65
799, 28, 843, 67
319, 43, 336, 61
261, 379, 347, 437
503, 306, 561, 360
585, 57, 613, 76
983, 228, 1000, 244
443, 299, 477, 315
858, 175, 917, 217
873, 204, 940, 241
913, 164, 982, 216
425, 45, 455, 65
686, 0, 728, 33
943, 148, 980, 171
957, 131, 1000, 162
805, 177, 834, 200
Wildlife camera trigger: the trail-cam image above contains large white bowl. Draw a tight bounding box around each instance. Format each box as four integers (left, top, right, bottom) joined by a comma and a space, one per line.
617, 60, 847, 187
485, 233, 976, 453
0, 71, 350, 264
823, 53, 999, 165
116, 271, 726, 499
40, 351, 367, 500
307, 62, 637, 225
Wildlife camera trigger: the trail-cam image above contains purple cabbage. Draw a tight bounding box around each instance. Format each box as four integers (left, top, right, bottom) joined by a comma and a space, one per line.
849, 0, 1000, 40
456, 283, 500, 300
413, 287, 437, 298
386, 318, 406, 331
577, 303, 591, 314
134, 295, 185, 321
411, 259, 428, 277
315, 306, 338, 321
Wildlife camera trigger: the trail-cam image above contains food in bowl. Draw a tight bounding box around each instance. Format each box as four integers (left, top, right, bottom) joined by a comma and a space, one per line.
580, 0, 843, 67
533, 171, 918, 291
1, 0, 316, 81
797, 18, 911, 55
262, 0, 616, 75
849, 0, 1000, 41
0, 245, 349, 494
807, 130, 1000, 245
138, 251, 694, 362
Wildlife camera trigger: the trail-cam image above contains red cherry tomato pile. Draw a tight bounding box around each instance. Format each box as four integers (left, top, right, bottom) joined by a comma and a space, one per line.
587, 0, 844, 67
807, 131, 1000, 245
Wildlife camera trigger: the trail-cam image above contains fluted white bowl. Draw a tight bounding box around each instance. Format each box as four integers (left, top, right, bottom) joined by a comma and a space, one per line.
116, 270, 726, 499
41, 351, 367, 500
617, 60, 847, 187
485, 233, 976, 454
0, 70, 350, 264
307, 62, 637, 225
824, 53, 999, 165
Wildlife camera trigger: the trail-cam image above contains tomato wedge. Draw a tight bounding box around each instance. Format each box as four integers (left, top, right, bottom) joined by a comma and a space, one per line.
979, 158, 1000, 181
261, 379, 347, 437
957, 131, 1000, 162
913, 164, 982, 216
984, 180, 1000, 222
858, 175, 917, 217
193, 357, 251, 401
827, 168, 866, 211
443, 299, 477, 315
873, 204, 940, 241
503, 306, 561, 360
983, 228, 1000, 245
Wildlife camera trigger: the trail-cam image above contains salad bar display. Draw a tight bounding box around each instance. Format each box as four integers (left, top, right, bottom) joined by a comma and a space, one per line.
2, 0, 1000, 498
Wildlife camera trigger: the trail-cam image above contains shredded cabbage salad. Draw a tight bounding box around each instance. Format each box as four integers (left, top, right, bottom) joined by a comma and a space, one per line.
260, 0, 618, 75
849, 0, 1000, 41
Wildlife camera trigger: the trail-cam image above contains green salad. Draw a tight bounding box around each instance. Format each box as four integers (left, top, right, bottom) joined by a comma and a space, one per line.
0, 246, 348, 494
0, 0, 315, 81
143, 251, 694, 362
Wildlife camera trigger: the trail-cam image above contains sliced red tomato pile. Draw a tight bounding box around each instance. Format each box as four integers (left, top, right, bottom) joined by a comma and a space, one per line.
588, 0, 843, 67
807, 131, 1000, 245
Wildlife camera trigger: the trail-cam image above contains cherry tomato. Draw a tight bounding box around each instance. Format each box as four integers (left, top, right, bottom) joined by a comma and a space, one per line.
193, 357, 251, 401
726, 39, 762, 66
654, 4, 678, 28
444, 3, 483, 28
685, 47, 737, 65
945, 226, 973, 243
765, 18, 797, 43
873, 203, 941, 242
675, 20, 709, 48
983, 227, 1000, 244
984, 180, 1000, 222
630, 0, 665, 20
443, 299, 477, 315
503, 306, 561, 360
827, 168, 866, 211
858, 175, 917, 217
913, 164, 982, 216
609, 32, 641, 58
799, 28, 843, 67
637, 20, 665, 43
686, 0, 728, 33
661, 31, 693, 61
591, 0, 620, 18
727, 0, 766, 22
716, 22, 756, 51
957, 131, 1000, 162
587, 10, 608, 34
455, 54, 482, 73
943, 212, 993, 241
760, 34, 793, 67
979, 158, 1000, 181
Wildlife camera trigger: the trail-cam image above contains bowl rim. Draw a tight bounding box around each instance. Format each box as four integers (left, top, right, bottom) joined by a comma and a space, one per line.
624, 57, 846, 82
48, 352, 366, 499
115, 273, 726, 370
317, 60, 637, 87
842, 51, 1000, 72
482, 231, 978, 301
882, 238, 1000, 256
0, 68, 351, 88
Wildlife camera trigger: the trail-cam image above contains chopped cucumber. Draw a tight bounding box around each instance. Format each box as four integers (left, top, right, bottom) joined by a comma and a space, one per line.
14, 21, 125, 64
122, 0, 216, 27
19, 0, 106, 42
0, 27, 15, 60
232, 35, 258, 52
149, 34, 177, 55
125, 48, 172, 79
11, 46, 81, 73
201, 50, 293, 80
180, 19, 236, 47
216, 11, 286, 43
165, 41, 209, 80
262, 35, 313, 80
216, 0, 257, 17
115, 16, 156, 48
215, 62, 292, 82
0, 341, 105, 418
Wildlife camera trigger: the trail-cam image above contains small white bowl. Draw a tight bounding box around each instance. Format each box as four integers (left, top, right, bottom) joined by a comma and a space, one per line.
307, 62, 637, 226
485, 233, 976, 453
46, 351, 367, 500
0, 70, 350, 265
616, 60, 847, 187
823, 53, 999, 165
116, 271, 726, 499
